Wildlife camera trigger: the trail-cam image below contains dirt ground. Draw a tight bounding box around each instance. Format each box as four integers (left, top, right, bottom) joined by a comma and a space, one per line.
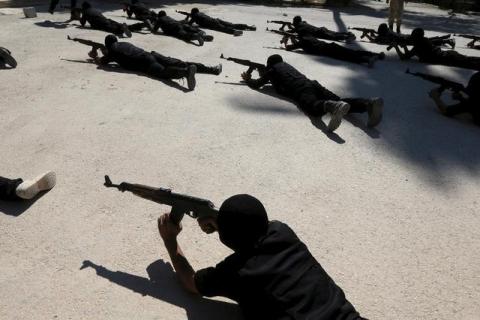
1, 1, 479, 319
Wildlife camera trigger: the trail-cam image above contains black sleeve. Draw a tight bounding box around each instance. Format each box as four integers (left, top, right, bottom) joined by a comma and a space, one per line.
194, 257, 239, 298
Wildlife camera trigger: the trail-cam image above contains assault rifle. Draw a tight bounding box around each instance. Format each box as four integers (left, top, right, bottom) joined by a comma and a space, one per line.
405, 69, 466, 93
348, 27, 377, 39
454, 34, 480, 48
266, 28, 296, 44
104, 175, 218, 227
267, 20, 292, 31
176, 10, 191, 17
220, 54, 266, 76
67, 36, 106, 52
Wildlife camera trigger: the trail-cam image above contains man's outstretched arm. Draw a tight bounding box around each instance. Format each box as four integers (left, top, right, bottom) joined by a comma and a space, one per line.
158, 213, 199, 294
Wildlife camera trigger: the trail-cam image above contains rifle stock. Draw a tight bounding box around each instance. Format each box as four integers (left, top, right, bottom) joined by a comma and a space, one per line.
348, 27, 377, 39
267, 20, 292, 31
104, 175, 218, 226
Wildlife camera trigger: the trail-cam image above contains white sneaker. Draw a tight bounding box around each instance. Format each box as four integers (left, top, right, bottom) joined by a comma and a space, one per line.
366, 97, 384, 127
15, 171, 56, 200
324, 101, 350, 132
123, 23, 132, 37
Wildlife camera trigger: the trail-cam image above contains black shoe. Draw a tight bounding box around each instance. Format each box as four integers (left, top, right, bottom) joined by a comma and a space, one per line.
233, 30, 243, 37
366, 97, 384, 127
248, 25, 257, 31
203, 35, 214, 42
123, 23, 132, 37
212, 64, 222, 75
186, 65, 197, 91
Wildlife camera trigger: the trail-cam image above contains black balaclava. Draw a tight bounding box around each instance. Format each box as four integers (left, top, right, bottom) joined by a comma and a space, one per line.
378, 23, 389, 36
82, 1, 91, 10
267, 54, 283, 68
191, 8, 199, 15
158, 10, 166, 17
217, 194, 269, 252
105, 34, 118, 49
293, 15, 302, 26
411, 28, 425, 44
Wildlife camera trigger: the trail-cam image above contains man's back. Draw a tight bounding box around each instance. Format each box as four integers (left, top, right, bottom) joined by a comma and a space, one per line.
295, 21, 320, 36
191, 12, 216, 26
267, 62, 313, 98
195, 221, 362, 320
106, 42, 150, 70
155, 15, 182, 33
298, 36, 331, 54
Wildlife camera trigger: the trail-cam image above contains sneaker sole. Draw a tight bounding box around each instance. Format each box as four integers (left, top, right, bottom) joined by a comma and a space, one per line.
16, 171, 56, 200
367, 98, 384, 127
187, 65, 197, 91
328, 103, 350, 132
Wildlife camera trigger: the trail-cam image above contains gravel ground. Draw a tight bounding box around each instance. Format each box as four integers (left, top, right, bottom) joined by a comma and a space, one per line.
1, 1, 479, 319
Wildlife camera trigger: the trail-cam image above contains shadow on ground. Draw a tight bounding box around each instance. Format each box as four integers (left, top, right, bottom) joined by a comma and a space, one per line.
0, 191, 49, 216
80, 259, 243, 320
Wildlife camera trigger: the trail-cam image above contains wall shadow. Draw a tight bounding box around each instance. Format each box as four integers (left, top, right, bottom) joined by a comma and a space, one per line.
80, 259, 243, 320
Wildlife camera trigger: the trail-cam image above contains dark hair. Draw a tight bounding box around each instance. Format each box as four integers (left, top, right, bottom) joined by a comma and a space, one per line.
267, 54, 283, 67
378, 23, 389, 35
191, 8, 199, 14
293, 15, 302, 26
158, 10, 166, 17
82, 1, 91, 9
217, 194, 269, 252
411, 28, 425, 42
105, 34, 118, 48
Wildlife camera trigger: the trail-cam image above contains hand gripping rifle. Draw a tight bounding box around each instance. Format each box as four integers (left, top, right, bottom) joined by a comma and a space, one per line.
454, 34, 480, 48
405, 69, 466, 93
220, 54, 266, 76
266, 28, 296, 45
348, 27, 377, 39
267, 20, 292, 31
104, 175, 218, 226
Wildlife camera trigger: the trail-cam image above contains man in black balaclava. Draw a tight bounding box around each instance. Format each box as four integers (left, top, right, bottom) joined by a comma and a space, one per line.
240, 54, 383, 132
91, 35, 198, 90
360, 23, 454, 49
391, 28, 480, 70
287, 15, 355, 43
429, 72, 480, 126
185, 8, 256, 37
158, 194, 368, 320
79, 1, 150, 38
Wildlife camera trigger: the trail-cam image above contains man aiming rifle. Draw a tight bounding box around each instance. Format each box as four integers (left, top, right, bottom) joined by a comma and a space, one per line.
153, 11, 212, 46
391, 28, 480, 70
414, 71, 480, 126
268, 29, 385, 68
156, 193, 369, 320
183, 8, 256, 36
287, 16, 356, 43
239, 54, 383, 132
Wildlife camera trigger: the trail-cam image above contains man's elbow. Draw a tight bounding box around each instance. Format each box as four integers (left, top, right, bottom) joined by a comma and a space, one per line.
180, 276, 199, 295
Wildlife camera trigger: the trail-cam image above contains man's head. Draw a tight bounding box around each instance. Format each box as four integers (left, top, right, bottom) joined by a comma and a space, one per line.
293, 15, 302, 26
105, 34, 118, 49
158, 10, 166, 17
267, 54, 283, 68
217, 194, 269, 252
82, 1, 91, 10
411, 28, 425, 43
191, 8, 200, 15
378, 23, 389, 35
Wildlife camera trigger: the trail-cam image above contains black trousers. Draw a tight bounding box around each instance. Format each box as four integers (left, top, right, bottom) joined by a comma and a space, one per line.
216, 19, 250, 30
91, 18, 145, 35
162, 24, 201, 42
141, 54, 187, 79
310, 27, 353, 41
202, 20, 237, 34
150, 51, 216, 74
433, 51, 480, 71
296, 81, 369, 116
0, 177, 22, 201
308, 43, 379, 64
